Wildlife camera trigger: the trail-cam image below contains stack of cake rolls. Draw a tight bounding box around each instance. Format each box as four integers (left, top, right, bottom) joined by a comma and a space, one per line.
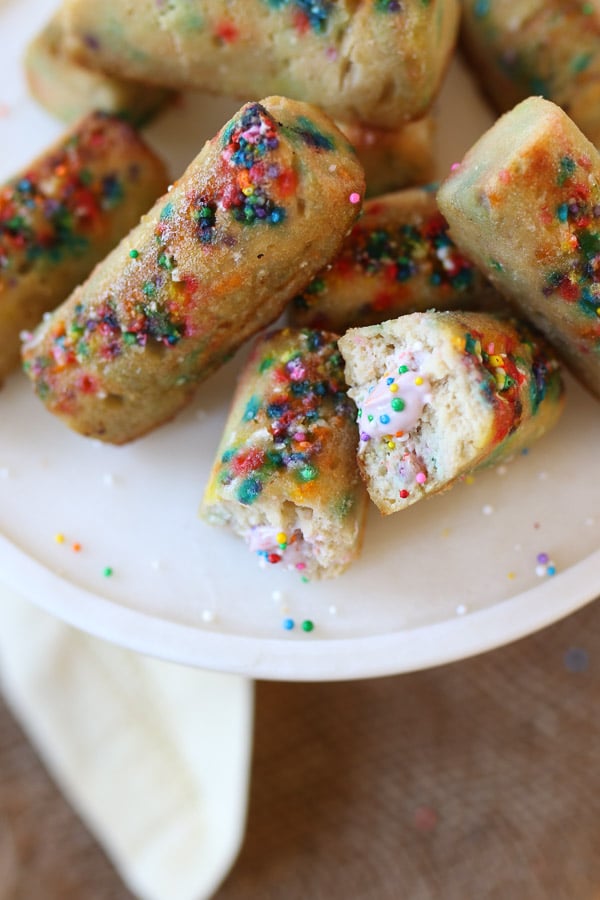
8, 1, 597, 577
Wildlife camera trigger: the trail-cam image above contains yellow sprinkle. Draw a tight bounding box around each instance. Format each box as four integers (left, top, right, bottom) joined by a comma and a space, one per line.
414, 376, 423, 386
488, 354, 504, 367
387, 441, 396, 449
276, 532, 287, 545
242, 186, 254, 196
507, 571, 516, 580
388, 383, 398, 393
465, 475, 475, 485
54, 533, 65, 544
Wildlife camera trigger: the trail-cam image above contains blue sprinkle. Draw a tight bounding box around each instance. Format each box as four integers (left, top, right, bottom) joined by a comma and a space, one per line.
564, 647, 589, 673
386, 377, 395, 385
379, 414, 391, 425
243, 395, 261, 421
282, 618, 295, 631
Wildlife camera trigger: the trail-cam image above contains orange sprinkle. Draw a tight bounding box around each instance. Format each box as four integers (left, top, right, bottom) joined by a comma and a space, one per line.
72, 542, 82, 553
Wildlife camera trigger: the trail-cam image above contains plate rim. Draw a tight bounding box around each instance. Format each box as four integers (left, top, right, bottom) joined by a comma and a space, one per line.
2, 532, 598, 681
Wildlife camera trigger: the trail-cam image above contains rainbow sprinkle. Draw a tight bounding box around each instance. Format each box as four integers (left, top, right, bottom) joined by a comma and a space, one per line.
217, 329, 353, 507
0, 116, 129, 286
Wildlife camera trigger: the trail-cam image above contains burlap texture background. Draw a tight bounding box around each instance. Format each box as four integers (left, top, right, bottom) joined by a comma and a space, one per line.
0, 599, 599, 899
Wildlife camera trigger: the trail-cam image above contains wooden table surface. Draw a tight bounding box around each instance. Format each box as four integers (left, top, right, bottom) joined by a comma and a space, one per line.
1, 598, 600, 900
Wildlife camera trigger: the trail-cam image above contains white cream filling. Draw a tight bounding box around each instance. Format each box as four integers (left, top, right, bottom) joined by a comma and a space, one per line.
357, 363, 431, 442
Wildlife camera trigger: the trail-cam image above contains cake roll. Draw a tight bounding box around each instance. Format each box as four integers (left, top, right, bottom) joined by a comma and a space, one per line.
61, 0, 460, 128
25, 15, 173, 126
461, 0, 600, 146
437, 96, 600, 400
290, 188, 493, 332
337, 117, 436, 198
0, 112, 167, 385
338, 311, 564, 515
22, 97, 365, 444
201, 327, 367, 579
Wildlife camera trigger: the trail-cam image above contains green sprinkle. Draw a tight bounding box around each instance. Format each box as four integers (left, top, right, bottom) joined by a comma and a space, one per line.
398, 365, 409, 374
259, 355, 275, 373
302, 620, 314, 632
572, 52, 592, 74
298, 465, 317, 482
103, 567, 113, 577
558, 155, 576, 186
391, 397, 405, 412
129, 249, 139, 259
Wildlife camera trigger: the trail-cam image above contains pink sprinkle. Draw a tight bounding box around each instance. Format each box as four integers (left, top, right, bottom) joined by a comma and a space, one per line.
450, 162, 461, 172
416, 472, 426, 484
413, 805, 438, 833
296, 562, 306, 571
325, 47, 338, 61
349, 192, 361, 205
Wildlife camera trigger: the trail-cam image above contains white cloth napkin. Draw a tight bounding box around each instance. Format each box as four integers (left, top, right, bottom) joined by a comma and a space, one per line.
0, 584, 253, 900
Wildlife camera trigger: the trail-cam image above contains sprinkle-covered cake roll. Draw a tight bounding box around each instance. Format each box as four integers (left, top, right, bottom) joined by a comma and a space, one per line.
25, 15, 173, 126
62, 0, 460, 128
0, 112, 167, 385
337, 118, 436, 198
201, 327, 368, 579
338, 311, 564, 515
22, 97, 365, 444
437, 97, 600, 400
460, 0, 600, 145
290, 188, 493, 332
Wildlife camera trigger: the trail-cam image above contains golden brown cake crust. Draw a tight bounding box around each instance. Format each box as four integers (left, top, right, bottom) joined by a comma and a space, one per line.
61, 0, 460, 128
461, 0, 600, 145
0, 112, 167, 383
22, 97, 365, 443
290, 188, 494, 332
438, 96, 600, 399
201, 327, 368, 579
24, 15, 172, 126
339, 311, 564, 515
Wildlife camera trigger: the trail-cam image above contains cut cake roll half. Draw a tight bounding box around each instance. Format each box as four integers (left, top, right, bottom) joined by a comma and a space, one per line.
200, 328, 368, 580
338, 311, 564, 515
